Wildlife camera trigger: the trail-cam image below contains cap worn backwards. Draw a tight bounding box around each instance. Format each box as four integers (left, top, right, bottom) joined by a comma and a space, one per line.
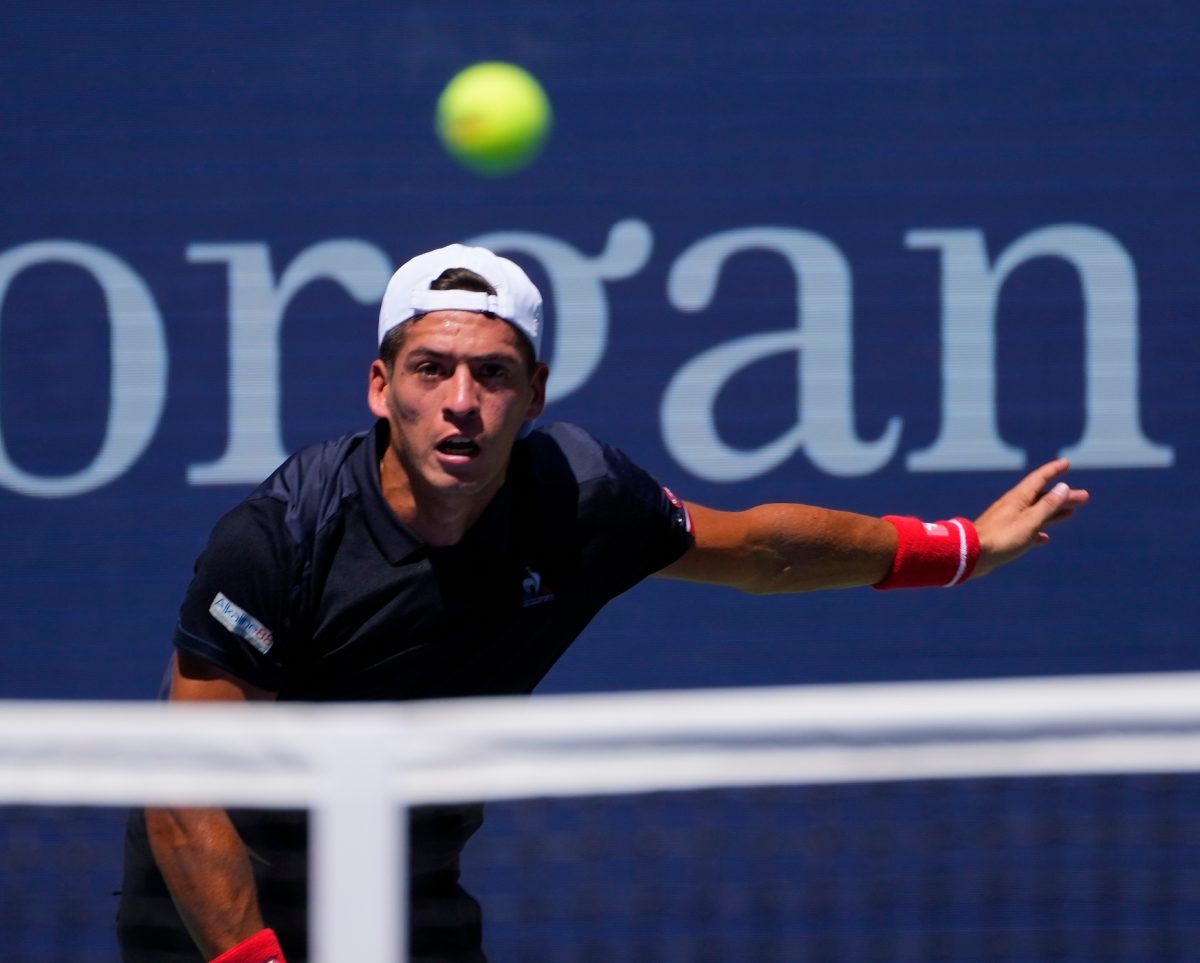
377, 243, 544, 359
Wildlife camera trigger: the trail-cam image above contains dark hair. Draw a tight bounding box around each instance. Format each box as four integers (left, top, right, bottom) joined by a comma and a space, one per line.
379, 267, 536, 373
430, 267, 496, 296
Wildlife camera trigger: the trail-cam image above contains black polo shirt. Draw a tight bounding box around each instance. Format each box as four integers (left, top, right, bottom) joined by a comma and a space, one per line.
173, 420, 693, 701
118, 422, 695, 960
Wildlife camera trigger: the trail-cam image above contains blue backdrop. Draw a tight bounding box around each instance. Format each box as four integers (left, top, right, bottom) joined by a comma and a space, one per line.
1, 0, 1195, 701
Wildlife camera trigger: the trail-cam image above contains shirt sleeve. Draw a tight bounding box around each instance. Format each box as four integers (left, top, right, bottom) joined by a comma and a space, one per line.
171, 495, 296, 692
581, 438, 695, 599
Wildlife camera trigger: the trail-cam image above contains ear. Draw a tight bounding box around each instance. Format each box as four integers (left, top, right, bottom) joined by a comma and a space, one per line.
367, 358, 392, 419
525, 362, 549, 421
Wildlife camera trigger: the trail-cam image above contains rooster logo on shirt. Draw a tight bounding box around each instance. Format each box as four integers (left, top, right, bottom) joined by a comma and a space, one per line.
521, 567, 555, 607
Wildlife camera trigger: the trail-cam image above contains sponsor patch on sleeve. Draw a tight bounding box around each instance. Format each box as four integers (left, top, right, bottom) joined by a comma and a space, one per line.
209, 592, 274, 654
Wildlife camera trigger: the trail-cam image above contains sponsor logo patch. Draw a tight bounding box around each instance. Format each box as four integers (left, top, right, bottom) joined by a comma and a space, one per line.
209, 592, 274, 654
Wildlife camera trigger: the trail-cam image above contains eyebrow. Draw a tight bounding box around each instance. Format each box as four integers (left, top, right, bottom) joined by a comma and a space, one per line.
406, 348, 521, 365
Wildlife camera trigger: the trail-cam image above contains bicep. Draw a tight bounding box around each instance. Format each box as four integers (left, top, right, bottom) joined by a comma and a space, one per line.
150, 654, 274, 837
146, 654, 276, 950
168, 651, 278, 703
654, 503, 765, 589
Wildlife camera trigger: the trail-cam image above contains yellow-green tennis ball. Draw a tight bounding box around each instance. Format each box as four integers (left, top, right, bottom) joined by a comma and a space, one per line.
436, 62, 552, 176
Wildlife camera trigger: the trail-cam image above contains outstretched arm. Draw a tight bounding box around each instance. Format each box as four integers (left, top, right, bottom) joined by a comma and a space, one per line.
145, 652, 280, 959
656, 458, 1088, 593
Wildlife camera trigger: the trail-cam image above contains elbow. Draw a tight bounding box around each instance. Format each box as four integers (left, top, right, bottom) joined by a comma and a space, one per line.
738, 559, 807, 596
738, 554, 863, 595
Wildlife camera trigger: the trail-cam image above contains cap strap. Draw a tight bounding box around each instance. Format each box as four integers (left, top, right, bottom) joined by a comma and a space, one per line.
408, 289, 497, 315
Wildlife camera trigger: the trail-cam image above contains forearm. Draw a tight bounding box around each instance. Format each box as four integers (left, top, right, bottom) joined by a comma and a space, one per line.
146, 805, 266, 958
659, 460, 1087, 594
738, 504, 896, 593
661, 502, 896, 594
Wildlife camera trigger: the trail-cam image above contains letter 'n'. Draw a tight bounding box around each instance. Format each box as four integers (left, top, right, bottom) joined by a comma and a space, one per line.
905, 226, 1173, 471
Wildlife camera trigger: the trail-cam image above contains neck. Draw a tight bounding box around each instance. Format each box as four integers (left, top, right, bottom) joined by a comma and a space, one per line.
378, 448, 502, 547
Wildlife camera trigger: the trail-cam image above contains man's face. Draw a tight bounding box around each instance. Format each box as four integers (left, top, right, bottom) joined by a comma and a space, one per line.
368, 310, 547, 505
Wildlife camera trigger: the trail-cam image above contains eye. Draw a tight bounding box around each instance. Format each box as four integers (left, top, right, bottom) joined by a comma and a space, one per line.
476, 362, 511, 381
413, 361, 443, 378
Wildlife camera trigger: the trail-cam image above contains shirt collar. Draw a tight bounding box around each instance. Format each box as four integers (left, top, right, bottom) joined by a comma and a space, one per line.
355, 420, 518, 564
354, 420, 425, 564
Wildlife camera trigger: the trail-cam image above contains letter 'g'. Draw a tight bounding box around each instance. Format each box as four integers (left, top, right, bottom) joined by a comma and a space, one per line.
661, 228, 900, 481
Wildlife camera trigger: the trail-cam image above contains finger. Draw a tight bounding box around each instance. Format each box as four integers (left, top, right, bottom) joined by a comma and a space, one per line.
1042, 506, 1076, 527
1033, 481, 1073, 526
1036, 485, 1088, 516
1012, 458, 1072, 504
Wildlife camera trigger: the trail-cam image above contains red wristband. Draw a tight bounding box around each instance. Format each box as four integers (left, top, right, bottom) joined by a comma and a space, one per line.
210, 929, 286, 963
873, 516, 980, 590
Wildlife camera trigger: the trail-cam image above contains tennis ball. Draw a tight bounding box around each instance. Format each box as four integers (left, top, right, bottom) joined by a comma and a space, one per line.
436, 62, 553, 176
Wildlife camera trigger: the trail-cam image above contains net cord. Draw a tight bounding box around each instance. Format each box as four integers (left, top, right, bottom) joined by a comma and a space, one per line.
4, 671, 1200, 963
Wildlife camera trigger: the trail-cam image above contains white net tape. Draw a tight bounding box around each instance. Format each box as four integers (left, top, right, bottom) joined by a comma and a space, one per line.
4, 671, 1200, 962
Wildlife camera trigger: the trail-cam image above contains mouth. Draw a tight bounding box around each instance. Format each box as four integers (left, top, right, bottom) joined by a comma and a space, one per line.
435, 435, 481, 459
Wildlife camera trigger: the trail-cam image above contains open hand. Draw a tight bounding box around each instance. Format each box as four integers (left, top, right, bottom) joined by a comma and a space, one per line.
971, 459, 1089, 579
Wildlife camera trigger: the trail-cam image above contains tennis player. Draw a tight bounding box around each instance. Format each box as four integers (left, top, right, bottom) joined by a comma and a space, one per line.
116, 244, 1088, 963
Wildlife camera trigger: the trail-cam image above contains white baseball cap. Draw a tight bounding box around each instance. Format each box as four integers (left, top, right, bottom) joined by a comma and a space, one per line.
378, 243, 543, 358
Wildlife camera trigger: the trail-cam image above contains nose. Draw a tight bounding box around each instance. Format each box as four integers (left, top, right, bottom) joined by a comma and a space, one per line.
443, 365, 480, 419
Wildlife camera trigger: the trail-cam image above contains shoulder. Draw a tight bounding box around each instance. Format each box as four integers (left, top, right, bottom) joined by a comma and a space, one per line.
254, 428, 371, 505
519, 422, 681, 525
518, 424, 694, 585
248, 427, 375, 543
521, 422, 644, 488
